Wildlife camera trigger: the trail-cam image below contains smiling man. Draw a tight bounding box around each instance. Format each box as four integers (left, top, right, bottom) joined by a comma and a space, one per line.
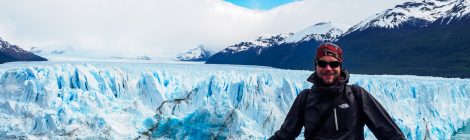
269, 43, 406, 140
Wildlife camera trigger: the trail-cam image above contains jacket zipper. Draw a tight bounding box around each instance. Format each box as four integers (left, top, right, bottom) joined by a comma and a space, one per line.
334, 108, 338, 131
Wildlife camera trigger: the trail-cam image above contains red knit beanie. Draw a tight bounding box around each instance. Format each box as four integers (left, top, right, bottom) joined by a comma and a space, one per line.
315, 43, 343, 62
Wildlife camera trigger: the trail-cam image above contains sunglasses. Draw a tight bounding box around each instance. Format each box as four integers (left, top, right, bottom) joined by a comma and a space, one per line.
316, 60, 341, 68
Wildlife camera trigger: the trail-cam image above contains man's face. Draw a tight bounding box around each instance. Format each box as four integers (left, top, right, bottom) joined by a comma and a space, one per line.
316, 56, 341, 85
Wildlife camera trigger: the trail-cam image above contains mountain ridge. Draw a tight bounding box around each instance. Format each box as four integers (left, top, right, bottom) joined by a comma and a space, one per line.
0, 37, 47, 64
207, 0, 470, 78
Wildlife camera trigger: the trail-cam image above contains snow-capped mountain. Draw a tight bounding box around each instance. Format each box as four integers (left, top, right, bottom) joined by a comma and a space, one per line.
214, 22, 342, 56
207, 0, 470, 78
334, 0, 470, 78
206, 22, 340, 69
1, 38, 32, 56
282, 22, 343, 43
0, 62, 468, 139
345, 0, 470, 34
221, 33, 293, 54
30, 47, 74, 55
0, 37, 47, 64
176, 45, 215, 61
29, 47, 42, 54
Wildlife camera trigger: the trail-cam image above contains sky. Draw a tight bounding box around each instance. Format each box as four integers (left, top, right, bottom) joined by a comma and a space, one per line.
0, 0, 410, 59
224, 0, 297, 10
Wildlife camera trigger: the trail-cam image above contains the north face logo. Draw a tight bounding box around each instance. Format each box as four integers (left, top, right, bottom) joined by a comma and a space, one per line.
339, 103, 349, 108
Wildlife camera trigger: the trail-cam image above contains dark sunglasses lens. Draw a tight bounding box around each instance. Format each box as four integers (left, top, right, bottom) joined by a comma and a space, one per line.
329, 61, 341, 68
317, 60, 327, 67
317, 60, 341, 68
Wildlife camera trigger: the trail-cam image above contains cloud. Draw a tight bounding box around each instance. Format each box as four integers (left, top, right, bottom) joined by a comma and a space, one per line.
0, 0, 409, 58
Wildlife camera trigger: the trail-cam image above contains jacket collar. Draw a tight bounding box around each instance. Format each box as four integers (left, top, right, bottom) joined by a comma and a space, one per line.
307, 69, 350, 98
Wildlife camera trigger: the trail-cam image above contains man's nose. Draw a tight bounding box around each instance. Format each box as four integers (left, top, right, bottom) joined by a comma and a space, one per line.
324, 65, 333, 70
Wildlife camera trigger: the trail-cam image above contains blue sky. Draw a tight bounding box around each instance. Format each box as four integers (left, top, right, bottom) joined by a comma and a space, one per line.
225, 0, 296, 10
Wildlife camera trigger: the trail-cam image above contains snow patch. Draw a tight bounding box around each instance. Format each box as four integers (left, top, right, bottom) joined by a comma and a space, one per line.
282, 22, 344, 43
346, 0, 470, 34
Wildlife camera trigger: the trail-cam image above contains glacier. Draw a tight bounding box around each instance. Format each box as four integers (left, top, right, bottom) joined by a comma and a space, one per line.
0, 62, 468, 139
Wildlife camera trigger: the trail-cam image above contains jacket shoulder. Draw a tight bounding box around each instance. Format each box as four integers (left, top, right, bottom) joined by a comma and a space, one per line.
295, 89, 312, 103
299, 88, 311, 94
298, 88, 313, 98
349, 84, 363, 90
349, 84, 368, 95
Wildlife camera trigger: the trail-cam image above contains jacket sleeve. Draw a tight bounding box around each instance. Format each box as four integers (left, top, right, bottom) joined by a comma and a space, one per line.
357, 87, 406, 140
268, 89, 308, 140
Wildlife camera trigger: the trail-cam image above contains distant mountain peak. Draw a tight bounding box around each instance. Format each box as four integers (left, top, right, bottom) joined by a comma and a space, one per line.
252, 33, 294, 47
0, 37, 28, 54
0, 37, 47, 63
345, 0, 470, 34
217, 22, 344, 55
29, 47, 42, 54
282, 22, 344, 44
221, 33, 293, 54
176, 45, 215, 61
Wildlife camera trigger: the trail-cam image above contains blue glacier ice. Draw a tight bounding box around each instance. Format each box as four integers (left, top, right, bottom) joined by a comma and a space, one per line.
0, 61, 468, 139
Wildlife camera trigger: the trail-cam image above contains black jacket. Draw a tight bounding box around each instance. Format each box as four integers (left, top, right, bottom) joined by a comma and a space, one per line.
270, 70, 406, 140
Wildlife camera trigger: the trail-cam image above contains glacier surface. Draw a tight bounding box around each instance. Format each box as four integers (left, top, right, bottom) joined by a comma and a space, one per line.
0, 62, 468, 139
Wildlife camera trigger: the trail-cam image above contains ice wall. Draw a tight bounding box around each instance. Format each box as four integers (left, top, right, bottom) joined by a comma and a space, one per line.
0, 62, 468, 140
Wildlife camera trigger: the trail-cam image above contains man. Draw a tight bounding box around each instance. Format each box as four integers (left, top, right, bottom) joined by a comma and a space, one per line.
269, 43, 406, 140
